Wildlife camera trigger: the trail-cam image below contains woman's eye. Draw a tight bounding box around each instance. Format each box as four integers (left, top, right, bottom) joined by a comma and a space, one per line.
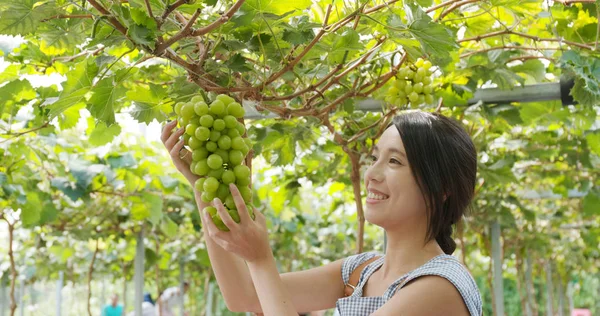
390, 158, 402, 165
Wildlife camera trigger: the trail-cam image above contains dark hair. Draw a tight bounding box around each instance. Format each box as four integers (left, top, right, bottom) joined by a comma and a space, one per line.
390, 111, 477, 255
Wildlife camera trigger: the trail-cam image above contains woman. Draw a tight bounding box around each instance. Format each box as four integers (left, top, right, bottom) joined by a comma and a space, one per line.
161, 110, 482, 315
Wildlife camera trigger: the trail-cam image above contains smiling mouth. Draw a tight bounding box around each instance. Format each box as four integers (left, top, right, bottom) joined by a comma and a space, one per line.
367, 191, 389, 200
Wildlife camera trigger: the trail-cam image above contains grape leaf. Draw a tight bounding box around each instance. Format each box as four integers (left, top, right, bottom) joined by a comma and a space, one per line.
88, 121, 121, 146
48, 61, 99, 117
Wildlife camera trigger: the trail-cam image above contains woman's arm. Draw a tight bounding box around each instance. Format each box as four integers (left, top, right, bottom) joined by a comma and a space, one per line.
247, 254, 299, 316
162, 121, 345, 313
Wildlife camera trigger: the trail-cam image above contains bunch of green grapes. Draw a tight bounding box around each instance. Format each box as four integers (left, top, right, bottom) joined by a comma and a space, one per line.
385, 58, 435, 107
174, 94, 255, 231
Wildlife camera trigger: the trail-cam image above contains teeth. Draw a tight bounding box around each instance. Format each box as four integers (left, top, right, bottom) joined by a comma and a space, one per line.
368, 192, 388, 200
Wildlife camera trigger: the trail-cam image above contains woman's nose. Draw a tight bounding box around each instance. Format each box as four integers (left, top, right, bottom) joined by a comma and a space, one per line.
365, 163, 384, 183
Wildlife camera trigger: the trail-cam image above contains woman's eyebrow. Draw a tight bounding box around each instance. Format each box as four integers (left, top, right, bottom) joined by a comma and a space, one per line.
373, 145, 406, 158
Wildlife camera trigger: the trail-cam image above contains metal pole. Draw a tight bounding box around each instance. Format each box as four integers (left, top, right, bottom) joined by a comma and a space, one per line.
241, 82, 571, 120
525, 254, 534, 316
205, 282, 214, 316
491, 220, 505, 316
546, 262, 554, 316
134, 228, 145, 316
1, 276, 6, 316
179, 260, 184, 316
557, 275, 564, 316
18, 276, 24, 316
56, 271, 63, 316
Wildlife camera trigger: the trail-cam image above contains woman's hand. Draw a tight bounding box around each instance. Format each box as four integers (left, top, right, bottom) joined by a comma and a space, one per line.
161, 120, 199, 186
202, 183, 271, 263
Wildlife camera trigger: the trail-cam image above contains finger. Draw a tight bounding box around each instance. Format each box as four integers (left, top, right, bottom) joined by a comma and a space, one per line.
230, 184, 251, 224
160, 120, 178, 143
165, 127, 185, 150
213, 198, 238, 230
201, 207, 222, 238
229, 184, 250, 222
169, 138, 187, 162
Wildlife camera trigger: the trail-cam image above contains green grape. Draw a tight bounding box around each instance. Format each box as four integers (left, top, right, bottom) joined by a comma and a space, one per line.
217, 183, 229, 201
231, 137, 245, 150
222, 170, 236, 185
398, 97, 408, 106
209, 130, 221, 142
194, 102, 209, 116
240, 144, 250, 156
203, 177, 219, 193
423, 85, 433, 94
207, 154, 223, 170
224, 115, 237, 129
423, 60, 432, 69
183, 134, 191, 144
417, 95, 425, 104
186, 123, 199, 136
398, 67, 408, 79
213, 119, 226, 131
229, 150, 244, 165
195, 178, 206, 191
409, 92, 419, 103
413, 83, 424, 94
199, 115, 214, 128
178, 116, 188, 127
218, 135, 232, 150
227, 128, 240, 138
238, 186, 252, 203
192, 148, 209, 161
188, 137, 203, 150
388, 86, 399, 96
406, 70, 414, 79
425, 94, 434, 104
225, 195, 236, 210
227, 102, 245, 118
191, 96, 204, 103
194, 160, 210, 176
397, 91, 407, 100
413, 73, 423, 83
235, 122, 246, 136
228, 208, 241, 223
415, 58, 424, 67
247, 205, 256, 220
210, 100, 226, 117
207, 209, 228, 231
236, 176, 250, 187
190, 161, 198, 174
234, 165, 250, 181
215, 149, 229, 163
195, 126, 211, 141
216, 94, 235, 106
207, 168, 224, 179
404, 84, 413, 95
205, 141, 218, 152
416, 67, 426, 78
201, 191, 216, 203
243, 138, 252, 148
174, 102, 184, 115
181, 103, 195, 118
423, 77, 432, 85
395, 80, 406, 89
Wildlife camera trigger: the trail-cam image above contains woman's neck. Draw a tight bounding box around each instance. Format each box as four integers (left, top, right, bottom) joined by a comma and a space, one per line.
379, 229, 444, 281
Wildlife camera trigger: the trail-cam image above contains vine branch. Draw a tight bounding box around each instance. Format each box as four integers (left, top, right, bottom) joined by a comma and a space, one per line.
459, 29, 594, 50
191, 0, 246, 36
86, 0, 128, 35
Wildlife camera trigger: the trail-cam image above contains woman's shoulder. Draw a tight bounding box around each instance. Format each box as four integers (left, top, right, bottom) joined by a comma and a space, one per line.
400, 254, 482, 314
340, 251, 384, 282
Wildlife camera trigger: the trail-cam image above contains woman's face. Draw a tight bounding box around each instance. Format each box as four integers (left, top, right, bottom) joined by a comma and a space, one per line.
363, 126, 427, 229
